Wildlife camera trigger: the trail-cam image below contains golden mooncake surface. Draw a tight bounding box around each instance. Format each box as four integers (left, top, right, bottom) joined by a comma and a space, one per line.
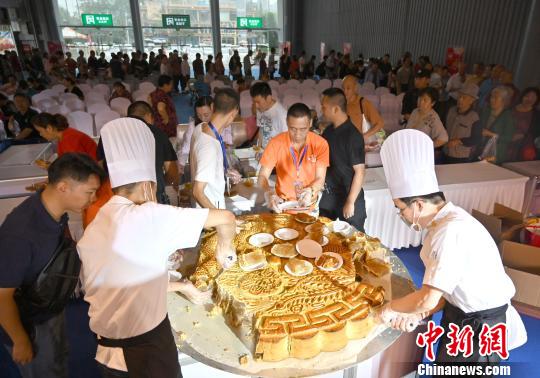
190, 213, 385, 361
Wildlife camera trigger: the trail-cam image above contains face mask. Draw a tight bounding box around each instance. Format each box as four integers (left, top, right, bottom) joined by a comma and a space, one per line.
142, 182, 156, 203
399, 203, 423, 232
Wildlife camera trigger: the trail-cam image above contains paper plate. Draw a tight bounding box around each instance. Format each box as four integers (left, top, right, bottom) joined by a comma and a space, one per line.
315, 252, 344, 272
295, 239, 323, 258
270, 243, 298, 258
304, 223, 330, 235
248, 233, 274, 248
274, 228, 300, 241
285, 259, 314, 277
303, 235, 329, 247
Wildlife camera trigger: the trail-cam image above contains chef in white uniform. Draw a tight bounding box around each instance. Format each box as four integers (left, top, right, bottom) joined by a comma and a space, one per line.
77, 118, 237, 378
379, 129, 526, 364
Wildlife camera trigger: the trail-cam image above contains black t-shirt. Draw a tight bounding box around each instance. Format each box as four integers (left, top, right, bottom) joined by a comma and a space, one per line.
12, 108, 40, 139
401, 88, 420, 116
97, 117, 178, 203
322, 118, 365, 192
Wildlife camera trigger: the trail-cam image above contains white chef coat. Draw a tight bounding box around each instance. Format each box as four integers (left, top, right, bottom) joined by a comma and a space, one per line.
189, 124, 226, 209
420, 202, 515, 313
77, 195, 209, 370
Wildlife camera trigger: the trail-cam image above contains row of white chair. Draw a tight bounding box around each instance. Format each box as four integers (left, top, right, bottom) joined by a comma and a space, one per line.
66, 110, 121, 137
35, 94, 132, 117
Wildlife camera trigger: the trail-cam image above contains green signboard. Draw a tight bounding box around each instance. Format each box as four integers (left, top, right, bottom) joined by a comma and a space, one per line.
162, 14, 191, 28
81, 13, 113, 27
236, 17, 263, 29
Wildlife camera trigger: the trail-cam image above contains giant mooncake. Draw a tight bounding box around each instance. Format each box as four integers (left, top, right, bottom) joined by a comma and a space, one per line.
190, 213, 385, 361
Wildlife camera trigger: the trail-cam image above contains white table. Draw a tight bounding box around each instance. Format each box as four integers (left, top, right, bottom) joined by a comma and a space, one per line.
365, 151, 382, 167
364, 161, 529, 249
502, 160, 540, 216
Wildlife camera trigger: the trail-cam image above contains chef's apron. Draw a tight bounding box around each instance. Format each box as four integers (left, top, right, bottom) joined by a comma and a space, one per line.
436, 302, 507, 364
97, 315, 181, 378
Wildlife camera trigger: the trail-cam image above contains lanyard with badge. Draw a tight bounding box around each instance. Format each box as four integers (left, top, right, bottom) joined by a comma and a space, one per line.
208, 122, 229, 172
290, 145, 308, 198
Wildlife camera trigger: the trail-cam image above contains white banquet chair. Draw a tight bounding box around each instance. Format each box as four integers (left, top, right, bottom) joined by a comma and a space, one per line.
67, 111, 94, 137
95, 110, 121, 135
138, 82, 156, 93
64, 98, 86, 112
87, 103, 111, 115
110, 97, 132, 117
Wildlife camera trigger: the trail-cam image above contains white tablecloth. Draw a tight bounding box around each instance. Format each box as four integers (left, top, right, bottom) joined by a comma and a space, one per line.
364, 161, 529, 250
365, 151, 382, 167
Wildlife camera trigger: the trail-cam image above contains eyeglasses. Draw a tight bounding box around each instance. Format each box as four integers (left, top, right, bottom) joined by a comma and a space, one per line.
395, 201, 416, 215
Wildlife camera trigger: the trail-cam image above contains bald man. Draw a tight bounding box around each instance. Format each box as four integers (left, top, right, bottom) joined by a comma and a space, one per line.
342, 75, 384, 143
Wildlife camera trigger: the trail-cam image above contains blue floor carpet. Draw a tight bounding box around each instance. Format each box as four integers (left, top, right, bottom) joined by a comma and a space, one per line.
1, 247, 539, 377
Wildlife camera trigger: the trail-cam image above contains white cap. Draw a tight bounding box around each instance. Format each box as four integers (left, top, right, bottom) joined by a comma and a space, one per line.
101, 118, 156, 188
380, 129, 439, 199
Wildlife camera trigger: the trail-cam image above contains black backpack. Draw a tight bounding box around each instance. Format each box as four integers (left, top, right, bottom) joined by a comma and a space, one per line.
15, 234, 81, 322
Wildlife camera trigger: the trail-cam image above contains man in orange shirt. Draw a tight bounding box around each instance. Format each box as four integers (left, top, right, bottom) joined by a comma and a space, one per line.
258, 103, 330, 213
342, 75, 384, 144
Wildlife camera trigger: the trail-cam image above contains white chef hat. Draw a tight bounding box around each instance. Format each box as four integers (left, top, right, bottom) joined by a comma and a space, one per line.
380, 129, 439, 199
101, 118, 156, 188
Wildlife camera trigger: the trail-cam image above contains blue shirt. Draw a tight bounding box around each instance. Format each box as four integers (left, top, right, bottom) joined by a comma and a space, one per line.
0, 192, 68, 288
0, 192, 68, 343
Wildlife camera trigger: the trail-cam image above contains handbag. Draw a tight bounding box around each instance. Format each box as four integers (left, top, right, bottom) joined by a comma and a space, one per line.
15, 232, 81, 323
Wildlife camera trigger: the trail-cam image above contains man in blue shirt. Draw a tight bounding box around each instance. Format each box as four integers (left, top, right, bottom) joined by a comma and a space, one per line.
0, 153, 103, 378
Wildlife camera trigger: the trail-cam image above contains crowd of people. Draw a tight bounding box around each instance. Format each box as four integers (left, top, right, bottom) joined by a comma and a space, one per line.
0, 41, 536, 378
2, 46, 539, 166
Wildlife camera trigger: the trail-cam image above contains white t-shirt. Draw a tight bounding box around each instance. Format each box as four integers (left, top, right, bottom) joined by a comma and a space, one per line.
421, 202, 515, 313
190, 124, 226, 209
298, 56, 305, 72
77, 195, 209, 371
257, 101, 288, 148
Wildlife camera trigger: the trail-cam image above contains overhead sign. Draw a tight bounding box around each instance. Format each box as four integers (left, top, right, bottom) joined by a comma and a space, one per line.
82, 13, 113, 27
162, 14, 191, 28
237, 17, 263, 29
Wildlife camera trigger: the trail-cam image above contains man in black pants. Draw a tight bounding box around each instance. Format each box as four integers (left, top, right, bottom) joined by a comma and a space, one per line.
319, 88, 367, 231
0, 153, 103, 378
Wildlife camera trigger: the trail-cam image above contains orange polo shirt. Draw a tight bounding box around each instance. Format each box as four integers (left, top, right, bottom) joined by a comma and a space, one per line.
260, 131, 330, 201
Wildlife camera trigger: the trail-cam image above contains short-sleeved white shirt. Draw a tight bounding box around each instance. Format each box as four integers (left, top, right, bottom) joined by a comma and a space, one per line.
189, 124, 226, 209
257, 101, 288, 148
420, 202, 515, 313
77, 195, 209, 370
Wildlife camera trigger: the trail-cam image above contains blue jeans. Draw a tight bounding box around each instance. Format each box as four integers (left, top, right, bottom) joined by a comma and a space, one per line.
5, 311, 68, 378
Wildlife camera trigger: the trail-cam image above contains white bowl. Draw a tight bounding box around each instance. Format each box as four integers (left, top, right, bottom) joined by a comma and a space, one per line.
295, 239, 323, 258
248, 233, 275, 247
332, 220, 351, 233
274, 228, 300, 241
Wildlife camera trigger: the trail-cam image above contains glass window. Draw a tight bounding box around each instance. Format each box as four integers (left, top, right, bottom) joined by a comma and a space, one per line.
139, 0, 211, 28
218, 0, 281, 77
139, 0, 213, 60
55, 0, 133, 26
61, 27, 136, 57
